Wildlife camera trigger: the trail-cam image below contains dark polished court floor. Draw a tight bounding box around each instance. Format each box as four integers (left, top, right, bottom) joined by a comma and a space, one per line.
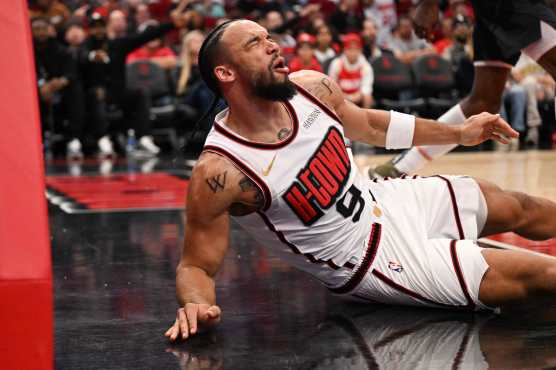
49, 157, 556, 370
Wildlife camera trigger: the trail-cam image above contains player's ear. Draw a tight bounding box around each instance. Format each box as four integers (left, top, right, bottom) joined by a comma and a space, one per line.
214, 65, 235, 84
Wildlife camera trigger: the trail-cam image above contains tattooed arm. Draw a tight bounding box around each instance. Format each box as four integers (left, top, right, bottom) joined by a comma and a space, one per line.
166, 152, 264, 342
289, 70, 518, 147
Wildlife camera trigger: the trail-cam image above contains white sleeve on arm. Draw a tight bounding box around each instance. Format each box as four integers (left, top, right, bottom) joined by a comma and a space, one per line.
361, 61, 374, 96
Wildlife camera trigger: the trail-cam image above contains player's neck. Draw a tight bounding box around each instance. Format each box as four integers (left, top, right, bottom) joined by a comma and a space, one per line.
225, 94, 289, 139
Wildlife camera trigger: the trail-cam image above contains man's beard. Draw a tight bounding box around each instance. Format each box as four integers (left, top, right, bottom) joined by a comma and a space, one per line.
250, 64, 296, 101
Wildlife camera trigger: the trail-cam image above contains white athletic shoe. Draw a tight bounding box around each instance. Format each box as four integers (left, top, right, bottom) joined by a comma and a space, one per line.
138, 135, 160, 155
98, 135, 115, 157
66, 138, 84, 159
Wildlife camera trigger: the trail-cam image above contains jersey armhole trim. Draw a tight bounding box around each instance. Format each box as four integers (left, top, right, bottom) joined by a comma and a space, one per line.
203, 145, 272, 211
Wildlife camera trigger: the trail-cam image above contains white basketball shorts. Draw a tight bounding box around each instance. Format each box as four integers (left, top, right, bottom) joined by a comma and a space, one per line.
334, 175, 493, 311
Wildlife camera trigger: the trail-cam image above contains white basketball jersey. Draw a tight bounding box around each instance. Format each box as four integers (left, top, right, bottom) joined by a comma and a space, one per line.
203, 84, 377, 287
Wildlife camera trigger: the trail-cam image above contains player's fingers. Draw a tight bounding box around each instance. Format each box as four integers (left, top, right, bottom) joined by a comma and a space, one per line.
168, 319, 181, 341
185, 303, 199, 335
495, 118, 520, 138
165, 320, 177, 337
206, 305, 222, 320
492, 132, 510, 144
178, 308, 190, 339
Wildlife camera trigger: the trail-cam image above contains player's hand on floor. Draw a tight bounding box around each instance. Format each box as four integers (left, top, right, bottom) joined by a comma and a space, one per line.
165, 303, 221, 341
459, 112, 519, 146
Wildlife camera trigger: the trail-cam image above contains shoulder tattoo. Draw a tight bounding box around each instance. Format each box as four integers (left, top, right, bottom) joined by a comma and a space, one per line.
206, 171, 227, 193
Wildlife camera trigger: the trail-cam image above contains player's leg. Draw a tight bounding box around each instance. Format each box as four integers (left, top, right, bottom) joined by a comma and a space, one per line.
370, 66, 510, 178
476, 178, 556, 241
479, 248, 556, 308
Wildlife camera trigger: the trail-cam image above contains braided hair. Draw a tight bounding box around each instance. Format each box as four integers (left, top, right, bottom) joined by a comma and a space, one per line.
197, 19, 237, 123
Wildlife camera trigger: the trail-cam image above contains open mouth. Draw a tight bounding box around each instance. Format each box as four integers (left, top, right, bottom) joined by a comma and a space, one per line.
272, 56, 289, 74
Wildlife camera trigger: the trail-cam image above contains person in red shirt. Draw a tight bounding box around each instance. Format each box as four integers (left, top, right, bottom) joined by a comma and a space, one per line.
287, 33, 323, 73
126, 21, 177, 70
328, 33, 374, 108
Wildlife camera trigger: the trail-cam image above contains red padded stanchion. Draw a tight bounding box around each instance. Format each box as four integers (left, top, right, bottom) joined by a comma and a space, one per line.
0, 1, 53, 369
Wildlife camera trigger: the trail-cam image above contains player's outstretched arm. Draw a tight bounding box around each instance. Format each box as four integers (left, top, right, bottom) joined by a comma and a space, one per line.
290, 70, 519, 149
165, 152, 250, 342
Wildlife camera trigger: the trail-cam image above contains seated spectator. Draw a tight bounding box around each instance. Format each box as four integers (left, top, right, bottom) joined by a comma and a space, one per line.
499, 83, 527, 151
441, 14, 474, 96
313, 24, 337, 68
79, 6, 192, 157
329, 0, 364, 34
32, 17, 86, 158
263, 11, 296, 57
328, 33, 374, 108
512, 54, 556, 147
29, 0, 71, 33
362, 0, 397, 48
130, 2, 152, 33
433, 16, 454, 55
175, 30, 214, 125
390, 15, 436, 64
288, 33, 323, 73
361, 18, 391, 62
126, 21, 177, 70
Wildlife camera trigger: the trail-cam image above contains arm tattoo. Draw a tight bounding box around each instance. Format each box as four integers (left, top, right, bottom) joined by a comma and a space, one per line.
206, 171, 227, 193
239, 176, 264, 203
277, 128, 291, 140
320, 78, 333, 95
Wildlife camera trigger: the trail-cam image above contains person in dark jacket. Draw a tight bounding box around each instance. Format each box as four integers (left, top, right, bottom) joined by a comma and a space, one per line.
32, 17, 87, 158
79, 2, 191, 156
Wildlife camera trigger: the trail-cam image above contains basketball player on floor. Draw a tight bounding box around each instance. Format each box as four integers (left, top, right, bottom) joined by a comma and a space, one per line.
370, 0, 556, 178
165, 20, 556, 341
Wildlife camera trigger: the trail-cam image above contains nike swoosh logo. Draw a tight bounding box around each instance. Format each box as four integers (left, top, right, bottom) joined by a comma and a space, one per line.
262, 154, 277, 176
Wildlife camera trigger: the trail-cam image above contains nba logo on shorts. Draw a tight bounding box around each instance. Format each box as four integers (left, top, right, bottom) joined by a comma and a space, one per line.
388, 261, 404, 273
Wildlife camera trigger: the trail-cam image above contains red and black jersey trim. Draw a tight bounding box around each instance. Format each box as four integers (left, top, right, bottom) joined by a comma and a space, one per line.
450, 240, 475, 309
329, 223, 382, 294
203, 145, 272, 211
372, 269, 455, 308
293, 81, 343, 125
212, 101, 299, 150
257, 211, 353, 270
435, 175, 465, 239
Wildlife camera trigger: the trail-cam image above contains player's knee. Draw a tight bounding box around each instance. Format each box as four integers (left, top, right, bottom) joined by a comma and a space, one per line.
507, 192, 530, 230
528, 262, 556, 295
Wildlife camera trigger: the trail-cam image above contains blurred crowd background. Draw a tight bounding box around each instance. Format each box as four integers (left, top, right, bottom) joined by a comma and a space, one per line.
30, 0, 556, 160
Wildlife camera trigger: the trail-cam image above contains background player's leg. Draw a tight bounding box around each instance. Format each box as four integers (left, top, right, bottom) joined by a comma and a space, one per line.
479, 248, 556, 308
476, 178, 556, 240
374, 66, 511, 177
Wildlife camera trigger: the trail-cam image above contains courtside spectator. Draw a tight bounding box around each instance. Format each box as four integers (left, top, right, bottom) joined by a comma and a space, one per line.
328, 33, 374, 108
442, 14, 473, 96
390, 15, 436, 64
314, 24, 337, 68
361, 18, 391, 61
127, 21, 177, 70
29, 0, 71, 33
175, 31, 213, 125
107, 9, 128, 39
80, 7, 191, 157
288, 33, 323, 73
362, 0, 397, 48
93, 0, 124, 19
434, 16, 454, 55
32, 17, 86, 158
